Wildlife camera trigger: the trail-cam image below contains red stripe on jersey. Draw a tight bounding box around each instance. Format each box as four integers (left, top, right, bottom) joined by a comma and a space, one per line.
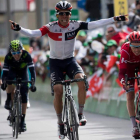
40, 26, 50, 36
48, 32, 62, 41
40, 25, 62, 41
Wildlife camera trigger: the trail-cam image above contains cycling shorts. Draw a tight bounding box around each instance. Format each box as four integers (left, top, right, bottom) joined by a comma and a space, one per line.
7, 68, 29, 103
49, 57, 84, 83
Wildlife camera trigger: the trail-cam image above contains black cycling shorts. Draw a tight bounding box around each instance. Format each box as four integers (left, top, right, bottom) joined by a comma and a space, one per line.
7, 68, 29, 103
49, 57, 84, 83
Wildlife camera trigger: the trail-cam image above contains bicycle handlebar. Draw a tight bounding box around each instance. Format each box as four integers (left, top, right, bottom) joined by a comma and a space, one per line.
125, 74, 140, 87
53, 75, 89, 91
3, 77, 35, 87
125, 74, 140, 81
54, 78, 85, 85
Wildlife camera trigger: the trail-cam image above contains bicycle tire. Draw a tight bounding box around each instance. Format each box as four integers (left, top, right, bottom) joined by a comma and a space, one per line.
15, 95, 22, 139
136, 95, 140, 130
68, 97, 79, 140
12, 102, 16, 137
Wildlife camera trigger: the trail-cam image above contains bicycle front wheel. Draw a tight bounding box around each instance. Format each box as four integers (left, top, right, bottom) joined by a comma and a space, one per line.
15, 95, 22, 139
68, 97, 79, 140
12, 107, 16, 137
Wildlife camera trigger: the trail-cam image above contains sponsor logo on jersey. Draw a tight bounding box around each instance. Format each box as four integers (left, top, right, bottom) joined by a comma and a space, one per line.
65, 30, 78, 40
121, 57, 127, 63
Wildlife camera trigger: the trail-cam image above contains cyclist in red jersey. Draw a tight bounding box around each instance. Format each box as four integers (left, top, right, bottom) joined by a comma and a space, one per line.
119, 31, 140, 137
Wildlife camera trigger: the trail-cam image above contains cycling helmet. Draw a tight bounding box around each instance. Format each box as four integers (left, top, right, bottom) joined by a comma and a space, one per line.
10, 40, 23, 52
55, 1, 72, 11
128, 31, 140, 43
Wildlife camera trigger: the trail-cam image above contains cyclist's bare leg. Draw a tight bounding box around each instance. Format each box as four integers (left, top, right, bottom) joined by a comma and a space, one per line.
75, 73, 87, 125
22, 103, 27, 114
127, 91, 135, 116
5, 85, 15, 110
75, 73, 86, 107
7, 85, 15, 105
53, 84, 63, 123
126, 91, 137, 127
127, 91, 140, 136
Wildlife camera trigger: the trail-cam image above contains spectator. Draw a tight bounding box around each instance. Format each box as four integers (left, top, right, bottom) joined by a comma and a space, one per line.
106, 24, 128, 45
77, 30, 87, 43
105, 39, 118, 55
126, 0, 140, 30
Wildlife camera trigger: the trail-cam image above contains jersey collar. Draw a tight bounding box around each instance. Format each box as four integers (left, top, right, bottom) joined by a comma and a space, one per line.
58, 21, 70, 28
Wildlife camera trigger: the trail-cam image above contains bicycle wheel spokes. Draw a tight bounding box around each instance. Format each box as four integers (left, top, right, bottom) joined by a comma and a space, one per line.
69, 98, 79, 140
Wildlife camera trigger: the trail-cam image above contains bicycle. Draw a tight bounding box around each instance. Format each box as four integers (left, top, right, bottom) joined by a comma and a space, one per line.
53, 74, 88, 140
3, 76, 35, 139
125, 68, 140, 139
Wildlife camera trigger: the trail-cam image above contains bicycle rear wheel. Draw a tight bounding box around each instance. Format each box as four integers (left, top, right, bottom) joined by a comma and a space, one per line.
15, 95, 22, 139
68, 97, 79, 140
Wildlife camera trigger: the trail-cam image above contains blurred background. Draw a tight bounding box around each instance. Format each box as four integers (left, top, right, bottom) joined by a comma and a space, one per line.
0, 0, 139, 119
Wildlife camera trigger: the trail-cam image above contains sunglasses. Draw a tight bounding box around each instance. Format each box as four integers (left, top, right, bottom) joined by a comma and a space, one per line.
11, 51, 21, 55
57, 12, 71, 16
130, 44, 140, 48
108, 30, 114, 33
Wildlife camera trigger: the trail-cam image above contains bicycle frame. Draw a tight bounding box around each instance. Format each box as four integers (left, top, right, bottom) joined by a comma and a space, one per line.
53, 75, 88, 140
13, 82, 22, 138
62, 82, 78, 125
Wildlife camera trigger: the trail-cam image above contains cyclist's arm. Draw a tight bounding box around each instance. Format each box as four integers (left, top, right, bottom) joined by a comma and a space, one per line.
78, 17, 114, 30
80, 15, 127, 30
88, 17, 114, 30
20, 27, 42, 37
27, 54, 36, 81
20, 24, 51, 37
2, 55, 9, 82
119, 49, 129, 84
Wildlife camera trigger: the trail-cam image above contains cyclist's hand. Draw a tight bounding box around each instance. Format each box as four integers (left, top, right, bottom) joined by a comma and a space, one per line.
1, 83, 7, 91
9, 20, 21, 31
122, 81, 130, 91
30, 86, 36, 92
114, 15, 128, 22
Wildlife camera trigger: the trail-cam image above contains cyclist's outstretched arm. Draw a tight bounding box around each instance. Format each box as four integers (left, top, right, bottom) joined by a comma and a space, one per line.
9, 20, 42, 37
87, 15, 128, 30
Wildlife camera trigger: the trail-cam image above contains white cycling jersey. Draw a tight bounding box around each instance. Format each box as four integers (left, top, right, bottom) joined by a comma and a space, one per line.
20, 18, 114, 59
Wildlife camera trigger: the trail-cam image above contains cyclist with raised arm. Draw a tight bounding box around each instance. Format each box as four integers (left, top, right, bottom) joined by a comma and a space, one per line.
119, 31, 140, 137
9, 1, 128, 139
1, 40, 36, 132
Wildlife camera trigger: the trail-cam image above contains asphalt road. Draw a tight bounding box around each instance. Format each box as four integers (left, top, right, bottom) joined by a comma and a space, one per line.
0, 91, 134, 140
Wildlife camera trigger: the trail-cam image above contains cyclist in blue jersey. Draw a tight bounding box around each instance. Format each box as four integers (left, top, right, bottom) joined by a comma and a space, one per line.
1, 40, 36, 132
9, 1, 128, 139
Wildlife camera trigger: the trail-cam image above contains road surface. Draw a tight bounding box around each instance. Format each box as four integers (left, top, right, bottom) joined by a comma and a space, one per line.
0, 91, 134, 140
